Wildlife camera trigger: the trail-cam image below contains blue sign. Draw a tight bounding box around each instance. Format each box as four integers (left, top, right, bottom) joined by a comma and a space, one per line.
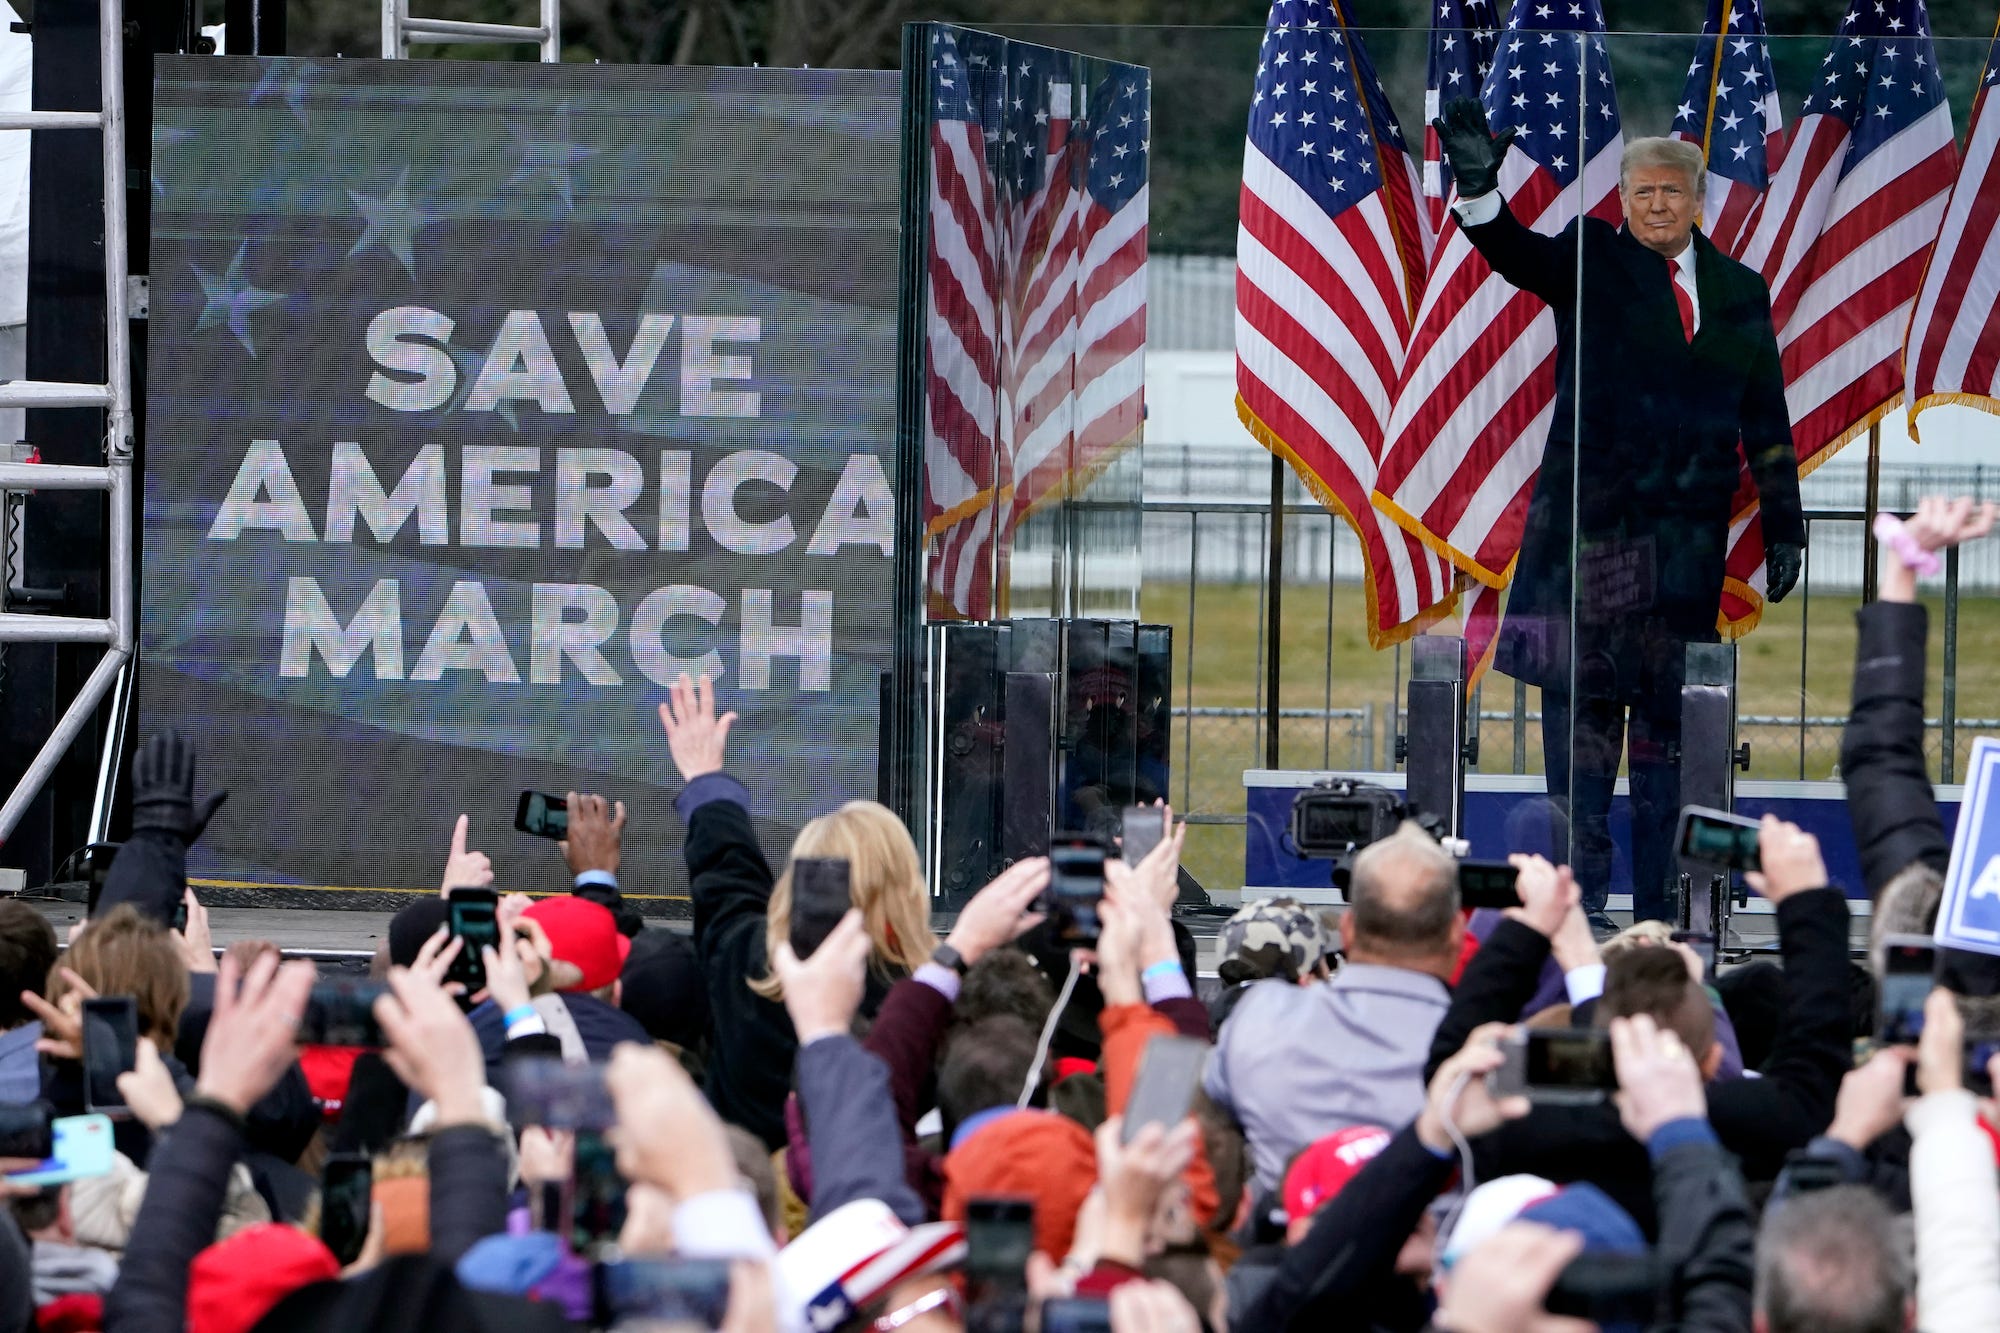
1938, 738, 2000, 954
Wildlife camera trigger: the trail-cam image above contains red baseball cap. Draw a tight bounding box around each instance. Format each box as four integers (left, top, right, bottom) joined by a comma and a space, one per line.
1283, 1125, 1392, 1222
524, 896, 631, 992
187, 1223, 339, 1333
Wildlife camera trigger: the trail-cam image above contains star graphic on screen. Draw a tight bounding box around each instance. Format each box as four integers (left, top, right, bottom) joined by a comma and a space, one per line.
150, 124, 195, 200
505, 101, 597, 210
191, 242, 285, 357
248, 59, 321, 129
347, 166, 439, 278
445, 344, 520, 431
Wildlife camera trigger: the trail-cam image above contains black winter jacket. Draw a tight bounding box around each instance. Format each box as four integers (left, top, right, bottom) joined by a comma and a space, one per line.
685, 793, 797, 1148
104, 1102, 511, 1333
1841, 600, 1951, 895
1422, 892, 1851, 1227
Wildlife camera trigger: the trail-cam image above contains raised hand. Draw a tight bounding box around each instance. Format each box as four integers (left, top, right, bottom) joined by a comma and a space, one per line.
194, 951, 316, 1116
561, 792, 627, 879
944, 857, 1049, 966
604, 1043, 738, 1200
1744, 816, 1826, 905
658, 673, 738, 783
771, 909, 870, 1044
1610, 1014, 1707, 1143
1431, 97, 1516, 201
129, 731, 228, 844
1126, 806, 1187, 913
373, 965, 489, 1129
1505, 854, 1579, 937
174, 889, 217, 975
117, 1038, 186, 1131
1905, 495, 1999, 555
1417, 1022, 1531, 1153
438, 814, 493, 897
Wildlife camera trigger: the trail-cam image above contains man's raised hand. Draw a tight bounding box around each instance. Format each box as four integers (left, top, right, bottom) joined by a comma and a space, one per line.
658, 673, 737, 783
561, 791, 627, 879
1431, 97, 1516, 201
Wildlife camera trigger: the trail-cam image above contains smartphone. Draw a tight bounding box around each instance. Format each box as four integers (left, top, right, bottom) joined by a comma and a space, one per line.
964, 1196, 1036, 1286
515, 790, 569, 840
1039, 1299, 1113, 1333
81, 996, 138, 1117
300, 980, 387, 1047
570, 1129, 627, 1257
1122, 1035, 1207, 1144
1547, 1250, 1665, 1322
1675, 806, 1762, 872
446, 887, 499, 993
594, 1257, 732, 1329
0, 1102, 54, 1159
1120, 806, 1165, 867
789, 858, 852, 961
1044, 838, 1107, 946
3, 1115, 116, 1189
1456, 860, 1522, 910
170, 898, 189, 935
319, 1153, 373, 1267
506, 1056, 615, 1131
1937, 946, 2000, 999
1493, 1028, 1618, 1105
1877, 935, 1937, 1046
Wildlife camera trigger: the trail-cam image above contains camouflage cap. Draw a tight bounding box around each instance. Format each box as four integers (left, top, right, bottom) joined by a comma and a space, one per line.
1217, 896, 1332, 986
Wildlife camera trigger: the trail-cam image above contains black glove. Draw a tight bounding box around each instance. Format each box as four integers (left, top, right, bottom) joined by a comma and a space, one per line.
1431, 97, 1516, 201
1766, 541, 1804, 603
129, 731, 227, 843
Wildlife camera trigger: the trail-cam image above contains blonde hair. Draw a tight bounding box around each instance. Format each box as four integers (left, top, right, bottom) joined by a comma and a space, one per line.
751, 800, 938, 1000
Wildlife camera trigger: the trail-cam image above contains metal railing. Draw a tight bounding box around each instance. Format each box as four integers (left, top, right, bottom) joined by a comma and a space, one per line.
1139, 488, 1996, 892
0, 0, 136, 853
382, 0, 560, 60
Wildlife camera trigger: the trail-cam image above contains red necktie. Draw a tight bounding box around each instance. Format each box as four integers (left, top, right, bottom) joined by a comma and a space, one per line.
1669, 260, 1694, 342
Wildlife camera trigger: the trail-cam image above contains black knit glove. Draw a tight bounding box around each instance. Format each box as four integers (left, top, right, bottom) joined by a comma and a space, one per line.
129, 731, 227, 843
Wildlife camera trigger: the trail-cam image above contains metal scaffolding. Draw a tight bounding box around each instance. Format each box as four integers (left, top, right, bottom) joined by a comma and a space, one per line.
382, 0, 560, 61
0, 0, 134, 849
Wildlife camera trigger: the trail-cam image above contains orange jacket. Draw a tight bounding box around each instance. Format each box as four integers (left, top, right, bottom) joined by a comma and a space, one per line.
1098, 1003, 1220, 1229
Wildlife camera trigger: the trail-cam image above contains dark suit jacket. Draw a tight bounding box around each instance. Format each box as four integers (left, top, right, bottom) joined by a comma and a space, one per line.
1463, 204, 1805, 698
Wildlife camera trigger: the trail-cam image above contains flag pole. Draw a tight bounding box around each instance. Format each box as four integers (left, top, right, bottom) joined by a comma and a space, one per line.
1862, 420, 1882, 605
1266, 453, 1285, 768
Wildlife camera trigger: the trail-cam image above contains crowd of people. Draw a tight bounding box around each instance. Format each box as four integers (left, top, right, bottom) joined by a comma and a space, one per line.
0, 495, 1994, 1332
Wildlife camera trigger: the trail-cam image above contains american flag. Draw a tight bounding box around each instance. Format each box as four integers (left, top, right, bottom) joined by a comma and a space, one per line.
1372, 0, 1624, 671
922, 28, 1008, 619
1724, 0, 1954, 626
1423, 0, 1500, 232
1010, 60, 1151, 524
1670, 0, 1783, 258
1234, 0, 1450, 647
919, 34, 1151, 620
1903, 16, 2000, 441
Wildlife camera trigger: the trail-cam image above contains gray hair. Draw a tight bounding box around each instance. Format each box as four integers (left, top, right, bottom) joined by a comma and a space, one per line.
1620, 136, 1705, 197
1755, 1186, 1911, 1333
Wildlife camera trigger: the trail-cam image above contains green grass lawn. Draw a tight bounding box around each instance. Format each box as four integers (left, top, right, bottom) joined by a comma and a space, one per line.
1140, 581, 2000, 896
